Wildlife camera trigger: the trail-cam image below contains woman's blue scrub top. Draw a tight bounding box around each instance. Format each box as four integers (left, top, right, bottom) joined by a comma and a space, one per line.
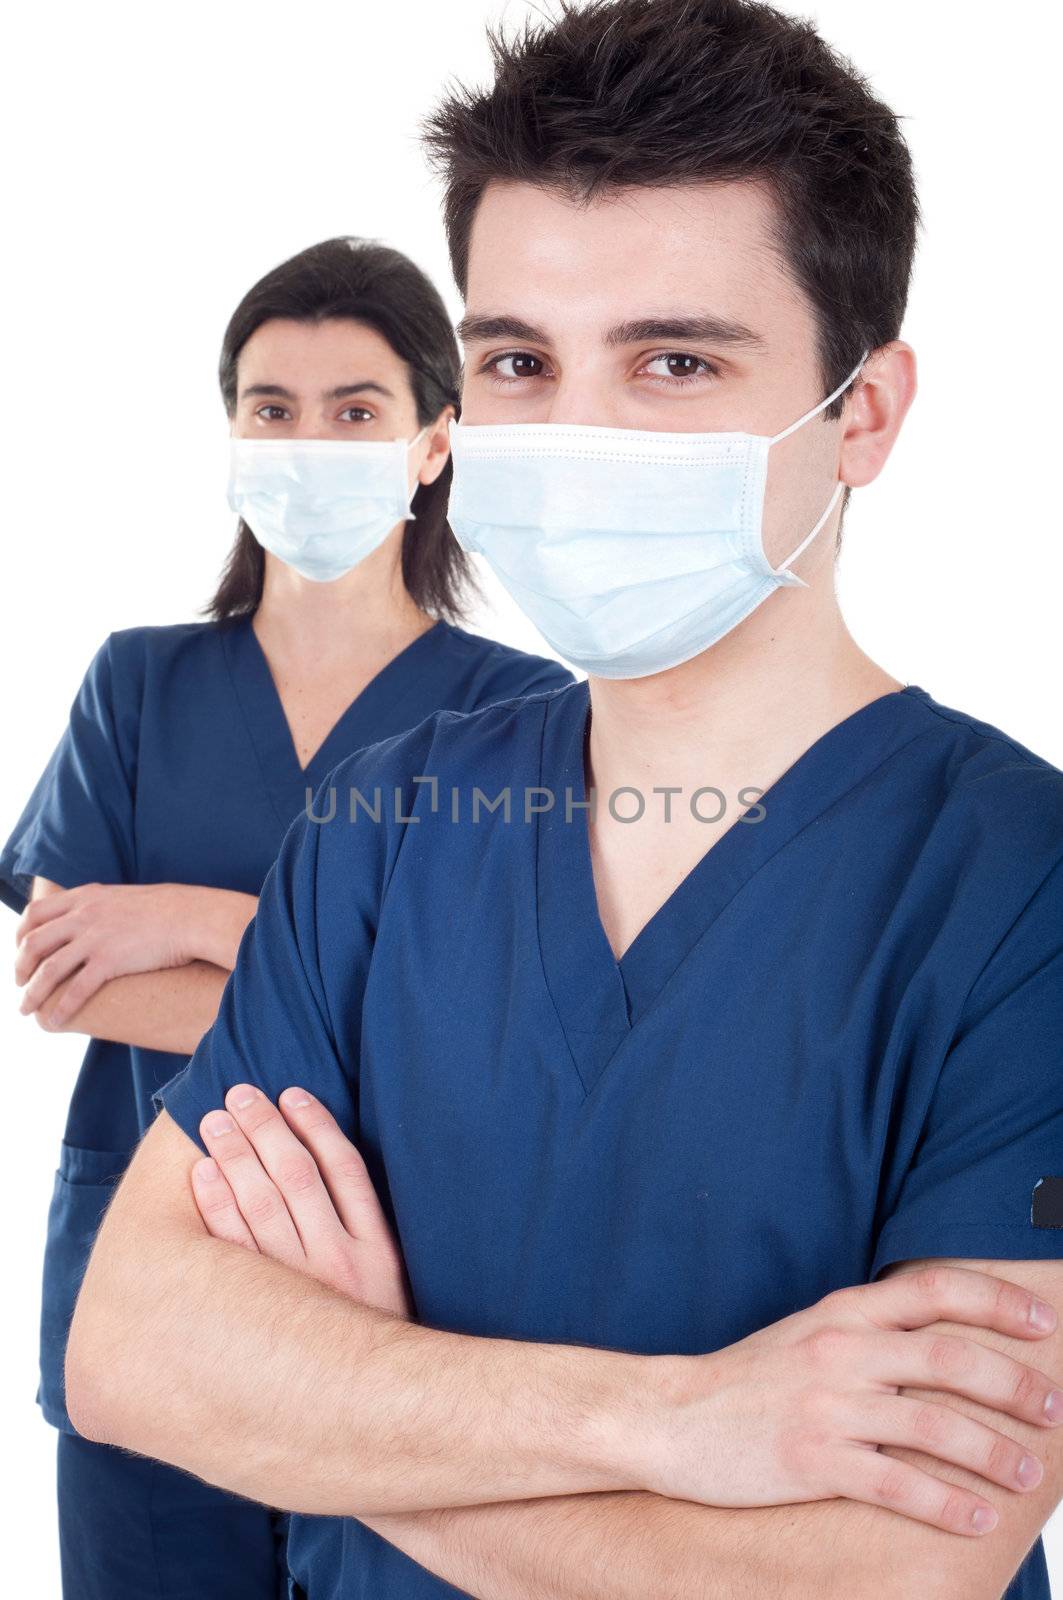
157, 678, 1063, 1600
0, 615, 573, 1433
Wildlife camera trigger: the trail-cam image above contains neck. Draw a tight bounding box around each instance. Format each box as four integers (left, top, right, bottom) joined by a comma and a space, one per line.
252, 527, 435, 667
586, 581, 902, 799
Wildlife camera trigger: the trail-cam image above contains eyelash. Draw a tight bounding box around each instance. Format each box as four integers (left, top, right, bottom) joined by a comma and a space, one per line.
480, 350, 721, 388
254, 405, 374, 423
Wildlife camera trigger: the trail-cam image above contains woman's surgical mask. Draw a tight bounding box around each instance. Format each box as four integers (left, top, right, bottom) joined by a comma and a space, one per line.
228, 426, 429, 583
446, 356, 868, 677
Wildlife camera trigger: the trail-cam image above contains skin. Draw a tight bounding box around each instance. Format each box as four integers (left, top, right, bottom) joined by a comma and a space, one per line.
15, 878, 251, 1045
185, 1085, 1063, 1600
13, 315, 453, 1036
454, 179, 913, 960
65, 177, 1063, 1599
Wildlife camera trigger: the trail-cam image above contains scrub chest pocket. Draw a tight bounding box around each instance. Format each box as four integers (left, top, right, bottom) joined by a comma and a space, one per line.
39, 1142, 127, 1428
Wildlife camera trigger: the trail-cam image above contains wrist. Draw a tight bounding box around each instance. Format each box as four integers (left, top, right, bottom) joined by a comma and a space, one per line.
361, 1316, 663, 1502
634, 1352, 717, 1499
156, 884, 199, 965
593, 1350, 694, 1495
181, 887, 257, 969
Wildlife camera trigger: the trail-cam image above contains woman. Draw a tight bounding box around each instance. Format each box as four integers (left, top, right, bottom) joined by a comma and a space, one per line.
1, 235, 572, 1600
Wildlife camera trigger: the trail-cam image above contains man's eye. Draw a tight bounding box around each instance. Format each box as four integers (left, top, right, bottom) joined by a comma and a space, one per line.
642, 353, 720, 386
483, 351, 546, 383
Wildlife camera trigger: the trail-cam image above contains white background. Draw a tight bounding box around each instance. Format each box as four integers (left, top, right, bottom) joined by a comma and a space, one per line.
2, 1, 1060, 1592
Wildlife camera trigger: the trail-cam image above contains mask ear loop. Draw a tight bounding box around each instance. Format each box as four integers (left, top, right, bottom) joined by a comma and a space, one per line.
775, 481, 845, 583
769, 350, 871, 582
405, 423, 432, 517
769, 351, 871, 446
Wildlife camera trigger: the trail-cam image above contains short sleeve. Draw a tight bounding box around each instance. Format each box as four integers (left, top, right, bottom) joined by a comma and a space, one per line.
0, 634, 138, 914
870, 856, 1063, 1278
153, 771, 382, 1154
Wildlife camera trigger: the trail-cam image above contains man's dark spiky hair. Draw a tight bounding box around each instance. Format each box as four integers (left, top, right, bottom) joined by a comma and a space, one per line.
420, 0, 920, 451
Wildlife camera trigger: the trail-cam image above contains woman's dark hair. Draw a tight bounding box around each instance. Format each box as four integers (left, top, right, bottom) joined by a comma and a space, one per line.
205, 236, 476, 620
420, 0, 922, 539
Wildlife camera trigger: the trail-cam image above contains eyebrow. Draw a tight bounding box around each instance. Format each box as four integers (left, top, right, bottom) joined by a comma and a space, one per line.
454, 312, 767, 351
238, 381, 397, 402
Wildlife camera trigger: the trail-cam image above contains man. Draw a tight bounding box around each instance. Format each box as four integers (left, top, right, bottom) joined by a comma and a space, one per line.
65, 1, 1063, 1597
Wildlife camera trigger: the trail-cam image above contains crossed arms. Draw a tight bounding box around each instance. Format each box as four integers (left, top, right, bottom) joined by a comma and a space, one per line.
20, 879, 1063, 1597
65, 1102, 1063, 1600
17, 878, 251, 1054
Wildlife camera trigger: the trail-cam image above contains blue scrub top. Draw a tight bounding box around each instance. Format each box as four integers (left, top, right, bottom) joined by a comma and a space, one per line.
157, 677, 1063, 1600
0, 614, 573, 1432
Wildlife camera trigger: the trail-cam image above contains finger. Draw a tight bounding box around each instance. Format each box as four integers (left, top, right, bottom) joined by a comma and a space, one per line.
40, 964, 114, 1031
14, 918, 77, 984
845, 1324, 1063, 1440
199, 1105, 306, 1268
829, 1442, 1001, 1537
15, 892, 76, 945
849, 1263, 1058, 1343
220, 1084, 349, 1255
854, 1392, 1044, 1495
911, 1330, 1063, 1430
19, 948, 91, 1018
190, 1158, 259, 1252
867, 1327, 1063, 1431
277, 1087, 393, 1244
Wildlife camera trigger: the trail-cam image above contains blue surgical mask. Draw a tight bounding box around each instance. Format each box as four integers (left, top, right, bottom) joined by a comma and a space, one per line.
446, 356, 868, 677
228, 426, 429, 583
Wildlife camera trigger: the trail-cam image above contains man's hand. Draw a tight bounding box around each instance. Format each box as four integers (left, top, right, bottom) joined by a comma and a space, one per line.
188, 1084, 1063, 1538
646, 1269, 1062, 1532
189, 1083, 413, 1319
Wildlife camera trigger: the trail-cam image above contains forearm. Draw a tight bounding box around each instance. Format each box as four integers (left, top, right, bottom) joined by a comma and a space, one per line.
53, 962, 228, 1053
67, 1131, 657, 1518
358, 1488, 933, 1600
180, 887, 259, 968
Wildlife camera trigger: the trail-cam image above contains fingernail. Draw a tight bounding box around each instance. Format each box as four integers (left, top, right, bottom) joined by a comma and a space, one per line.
1044, 1390, 1063, 1423
207, 1115, 234, 1136
229, 1088, 256, 1109
195, 1159, 220, 1182
281, 1088, 312, 1108
1029, 1298, 1056, 1331
1016, 1454, 1042, 1488
971, 1507, 997, 1533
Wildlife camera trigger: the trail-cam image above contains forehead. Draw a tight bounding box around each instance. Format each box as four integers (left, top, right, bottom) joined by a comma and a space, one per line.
464, 179, 806, 343
237, 317, 403, 382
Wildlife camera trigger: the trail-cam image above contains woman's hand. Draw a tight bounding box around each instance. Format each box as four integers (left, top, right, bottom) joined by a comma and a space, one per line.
189, 1083, 412, 1319
16, 883, 198, 1027
15, 882, 258, 1028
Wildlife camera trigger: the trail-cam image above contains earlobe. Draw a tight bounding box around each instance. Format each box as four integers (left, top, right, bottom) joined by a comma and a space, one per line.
841, 340, 917, 490
419, 446, 452, 489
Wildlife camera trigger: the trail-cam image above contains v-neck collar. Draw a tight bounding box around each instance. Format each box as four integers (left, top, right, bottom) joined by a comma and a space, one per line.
536, 678, 934, 1096
219, 613, 447, 827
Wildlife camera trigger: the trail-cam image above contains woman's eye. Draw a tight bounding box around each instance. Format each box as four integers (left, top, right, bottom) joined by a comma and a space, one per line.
643, 353, 720, 386
483, 351, 547, 384
339, 407, 374, 423
256, 405, 290, 422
